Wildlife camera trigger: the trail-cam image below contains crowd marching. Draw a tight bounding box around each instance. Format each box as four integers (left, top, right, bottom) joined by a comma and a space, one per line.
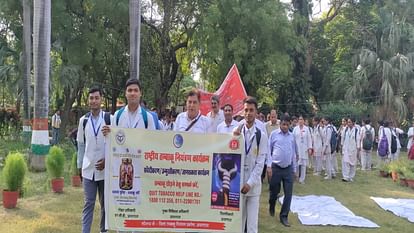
76, 78, 414, 233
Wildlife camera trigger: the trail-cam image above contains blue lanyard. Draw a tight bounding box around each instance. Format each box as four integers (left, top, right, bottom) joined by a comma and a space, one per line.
91, 112, 103, 138
243, 127, 256, 155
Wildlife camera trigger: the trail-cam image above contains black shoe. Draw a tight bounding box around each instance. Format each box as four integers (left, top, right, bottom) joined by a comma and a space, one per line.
280, 218, 290, 227
269, 201, 275, 217
269, 207, 275, 217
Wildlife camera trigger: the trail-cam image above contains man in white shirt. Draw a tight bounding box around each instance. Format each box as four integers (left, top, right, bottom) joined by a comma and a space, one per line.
174, 88, 210, 133
360, 119, 375, 171
77, 87, 109, 233
234, 96, 268, 233
265, 109, 280, 137
51, 110, 61, 145
102, 79, 156, 233
207, 95, 225, 133
216, 104, 238, 133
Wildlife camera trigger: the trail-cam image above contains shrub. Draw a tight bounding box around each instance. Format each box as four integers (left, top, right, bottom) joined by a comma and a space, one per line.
318, 101, 370, 126
2, 152, 27, 191
70, 152, 78, 176
46, 146, 65, 178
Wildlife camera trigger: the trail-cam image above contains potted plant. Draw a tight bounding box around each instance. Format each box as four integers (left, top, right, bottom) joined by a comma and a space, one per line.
379, 162, 390, 177
46, 146, 65, 193
2, 152, 27, 208
403, 160, 414, 189
388, 160, 400, 182
70, 152, 81, 187
398, 161, 409, 187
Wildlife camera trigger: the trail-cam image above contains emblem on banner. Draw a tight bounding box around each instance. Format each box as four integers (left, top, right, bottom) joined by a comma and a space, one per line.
229, 139, 240, 150
115, 130, 126, 145
173, 134, 184, 148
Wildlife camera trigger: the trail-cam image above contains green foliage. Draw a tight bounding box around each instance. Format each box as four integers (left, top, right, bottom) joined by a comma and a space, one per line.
400, 159, 414, 179
318, 101, 370, 126
2, 152, 27, 191
70, 152, 78, 176
195, 0, 293, 103
46, 146, 65, 178
389, 157, 410, 175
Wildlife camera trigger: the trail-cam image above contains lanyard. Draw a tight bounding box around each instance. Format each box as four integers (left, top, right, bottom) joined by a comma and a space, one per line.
243, 127, 256, 155
127, 109, 141, 128
91, 112, 103, 143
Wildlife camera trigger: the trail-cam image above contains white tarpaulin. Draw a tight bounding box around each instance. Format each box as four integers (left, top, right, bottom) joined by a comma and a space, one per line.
279, 195, 379, 228
371, 197, 414, 223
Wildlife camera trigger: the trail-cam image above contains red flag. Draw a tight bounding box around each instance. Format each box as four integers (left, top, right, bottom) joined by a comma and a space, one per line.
199, 64, 247, 115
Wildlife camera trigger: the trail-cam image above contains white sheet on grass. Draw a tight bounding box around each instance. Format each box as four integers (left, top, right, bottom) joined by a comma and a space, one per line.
371, 197, 414, 222
279, 195, 379, 228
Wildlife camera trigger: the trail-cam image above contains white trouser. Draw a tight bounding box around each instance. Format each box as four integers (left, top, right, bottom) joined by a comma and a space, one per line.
299, 164, 307, 183
242, 195, 260, 233
342, 161, 356, 180
331, 153, 338, 173
324, 153, 333, 178
313, 156, 322, 173
390, 149, 400, 161
361, 150, 372, 170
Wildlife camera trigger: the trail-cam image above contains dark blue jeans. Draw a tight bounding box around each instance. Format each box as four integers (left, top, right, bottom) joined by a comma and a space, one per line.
269, 164, 293, 219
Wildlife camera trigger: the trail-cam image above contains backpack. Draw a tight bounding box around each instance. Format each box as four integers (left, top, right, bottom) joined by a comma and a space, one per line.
82, 112, 111, 143
115, 106, 148, 129
255, 128, 261, 155
409, 144, 414, 160
378, 128, 389, 157
328, 126, 338, 154
391, 129, 398, 154
362, 126, 374, 150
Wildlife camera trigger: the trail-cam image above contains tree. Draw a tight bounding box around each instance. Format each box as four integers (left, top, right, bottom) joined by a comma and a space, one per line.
22, 0, 32, 144
130, 0, 141, 80
195, 0, 293, 105
346, 3, 414, 122
140, 0, 207, 111
30, 0, 51, 170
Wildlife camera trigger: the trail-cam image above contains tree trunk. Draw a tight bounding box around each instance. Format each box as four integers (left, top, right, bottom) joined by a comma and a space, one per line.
61, 86, 77, 133
129, 0, 141, 80
22, 0, 32, 145
30, 0, 51, 171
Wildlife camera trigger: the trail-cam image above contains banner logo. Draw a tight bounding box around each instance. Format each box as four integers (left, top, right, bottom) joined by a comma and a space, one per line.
173, 134, 184, 148
229, 139, 240, 150
115, 130, 126, 145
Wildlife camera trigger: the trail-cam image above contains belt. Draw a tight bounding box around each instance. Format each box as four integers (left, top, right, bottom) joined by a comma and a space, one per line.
271, 163, 290, 169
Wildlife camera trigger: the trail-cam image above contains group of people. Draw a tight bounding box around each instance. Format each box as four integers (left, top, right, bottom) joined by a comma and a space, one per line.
75, 77, 410, 233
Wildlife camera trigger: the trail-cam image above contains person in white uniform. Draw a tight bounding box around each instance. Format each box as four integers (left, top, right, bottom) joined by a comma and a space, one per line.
233, 96, 268, 233
322, 117, 334, 179
360, 118, 375, 171
102, 79, 156, 233
377, 121, 392, 165
390, 122, 404, 160
77, 87, 110, 233
341, 117, 361, 182
407, 121, 414, 152
292, 116, 312, 184
217, 104, 238, 134
312, 117, 324, 176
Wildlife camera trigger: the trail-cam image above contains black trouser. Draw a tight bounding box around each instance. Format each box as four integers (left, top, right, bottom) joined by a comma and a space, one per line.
269, 164, 293, 220
261, 164, 267, 183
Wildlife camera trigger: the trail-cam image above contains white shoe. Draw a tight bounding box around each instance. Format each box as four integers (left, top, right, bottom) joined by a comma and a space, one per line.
324, 176, 331, 180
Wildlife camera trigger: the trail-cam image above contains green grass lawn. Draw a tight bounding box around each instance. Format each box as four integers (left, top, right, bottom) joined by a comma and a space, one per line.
1, 152, 414, 232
